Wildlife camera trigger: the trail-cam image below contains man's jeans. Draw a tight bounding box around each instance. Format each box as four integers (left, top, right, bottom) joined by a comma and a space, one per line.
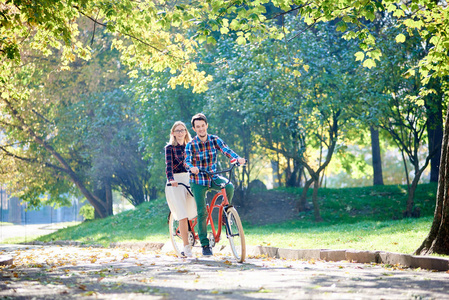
190, 177, 234, 247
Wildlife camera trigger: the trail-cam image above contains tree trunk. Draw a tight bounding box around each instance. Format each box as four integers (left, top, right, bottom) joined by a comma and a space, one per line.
429, 124, 443, 182
425, 78, 443, 183
415, 108, 449, 255
3, 97, 108, 218
286, 160, 302, 187
150, 187, 158, 200
404, 175, 419, 218
105, 180, 113, 215
93, 181, 113, 219
271, 160, 280, 188
312, 180, 323, 222
370, 126, 384, 185
285, 158, 293, 186
297, 178, 313, 211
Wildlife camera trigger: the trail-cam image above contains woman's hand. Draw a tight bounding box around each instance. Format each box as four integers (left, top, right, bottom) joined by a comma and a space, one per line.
170, 180, 178, 187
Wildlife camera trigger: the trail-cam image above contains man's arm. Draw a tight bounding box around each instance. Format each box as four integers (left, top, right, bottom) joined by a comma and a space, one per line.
185, 142, 194, 169
214, 136, 240, 159
185, 142, 199, 174
214, 136, 246, 165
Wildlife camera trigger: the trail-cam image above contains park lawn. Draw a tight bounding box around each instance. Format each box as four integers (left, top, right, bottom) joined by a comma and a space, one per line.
245, 217, 433, 254
6, 183, 440, 256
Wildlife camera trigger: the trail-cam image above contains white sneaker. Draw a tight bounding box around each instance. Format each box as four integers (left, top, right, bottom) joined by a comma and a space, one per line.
183, 245, 193, 258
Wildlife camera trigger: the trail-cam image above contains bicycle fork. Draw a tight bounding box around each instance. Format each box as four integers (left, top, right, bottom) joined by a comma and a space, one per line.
223, 205, 237, 239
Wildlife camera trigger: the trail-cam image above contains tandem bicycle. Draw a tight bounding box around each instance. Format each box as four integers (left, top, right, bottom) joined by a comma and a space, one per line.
167, 159, 246, 262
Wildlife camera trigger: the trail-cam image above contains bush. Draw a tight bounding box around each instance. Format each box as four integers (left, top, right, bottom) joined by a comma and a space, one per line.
79, 202, 94, 220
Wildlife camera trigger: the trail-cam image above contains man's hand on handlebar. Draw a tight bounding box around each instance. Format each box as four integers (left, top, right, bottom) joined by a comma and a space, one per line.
232, 157, 247, 166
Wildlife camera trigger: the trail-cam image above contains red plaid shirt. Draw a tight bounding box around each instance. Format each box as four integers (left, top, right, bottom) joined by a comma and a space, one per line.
165, 144, 188, 182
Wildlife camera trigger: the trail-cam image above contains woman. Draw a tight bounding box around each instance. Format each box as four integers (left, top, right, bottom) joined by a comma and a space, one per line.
165, 121, 197, 258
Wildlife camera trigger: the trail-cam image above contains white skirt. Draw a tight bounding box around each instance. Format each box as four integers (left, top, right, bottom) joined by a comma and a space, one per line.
165, 172, 197, 221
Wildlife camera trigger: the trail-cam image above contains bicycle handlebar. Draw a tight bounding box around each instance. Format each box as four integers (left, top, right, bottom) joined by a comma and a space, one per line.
166, 182, 194, 197
167, 159, 246, 189
195, 158, 246, 187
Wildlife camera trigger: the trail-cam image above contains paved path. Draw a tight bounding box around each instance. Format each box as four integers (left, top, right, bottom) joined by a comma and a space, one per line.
0, 223, 65, 243
1, 244, 448, 299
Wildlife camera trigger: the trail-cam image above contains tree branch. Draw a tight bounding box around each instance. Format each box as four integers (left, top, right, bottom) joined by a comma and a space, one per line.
73, 6, 187, 62
0, 145, 67, 173
0, 96, 107, 213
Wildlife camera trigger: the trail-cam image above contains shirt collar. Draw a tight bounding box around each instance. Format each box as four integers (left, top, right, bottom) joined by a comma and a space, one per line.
194, 134, 210, 143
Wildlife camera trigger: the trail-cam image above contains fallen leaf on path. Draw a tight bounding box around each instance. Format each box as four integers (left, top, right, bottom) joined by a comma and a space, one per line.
81, 291, 97, 296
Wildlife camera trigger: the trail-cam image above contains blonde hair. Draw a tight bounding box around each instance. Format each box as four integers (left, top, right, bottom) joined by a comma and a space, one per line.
168, 121, 192, 146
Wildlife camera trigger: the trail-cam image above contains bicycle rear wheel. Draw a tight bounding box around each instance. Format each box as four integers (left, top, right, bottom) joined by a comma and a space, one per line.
168, 213, 184, 257
225, 207, 246, 263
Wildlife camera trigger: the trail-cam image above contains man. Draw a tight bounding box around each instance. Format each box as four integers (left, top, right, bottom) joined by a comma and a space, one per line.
185, 113, 246, 256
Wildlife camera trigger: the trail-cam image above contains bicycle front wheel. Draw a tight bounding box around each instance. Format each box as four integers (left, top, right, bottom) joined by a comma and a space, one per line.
226, 207, 246, 263
168, 212, 184, 257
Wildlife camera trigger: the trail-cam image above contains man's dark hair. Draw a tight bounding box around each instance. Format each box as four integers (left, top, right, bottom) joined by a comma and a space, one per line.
191, 113, 208, 127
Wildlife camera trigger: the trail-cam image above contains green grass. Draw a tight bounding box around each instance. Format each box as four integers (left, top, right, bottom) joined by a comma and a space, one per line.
246, 217, 433, 254
277, 182, 437, 223
32, 199, 170, 246
5, 183, 441, 256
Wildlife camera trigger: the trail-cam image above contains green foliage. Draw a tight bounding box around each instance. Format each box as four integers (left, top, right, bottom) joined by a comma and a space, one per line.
0, 19, 152, 212
79, 203, 95, 220
202, 17, 366, 192
1, 0, 448, 218
127, 70, 206, 193
277, 183, 437, 222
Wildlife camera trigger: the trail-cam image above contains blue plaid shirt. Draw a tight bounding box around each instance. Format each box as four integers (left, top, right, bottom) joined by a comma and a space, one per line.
185, 135, 240, 186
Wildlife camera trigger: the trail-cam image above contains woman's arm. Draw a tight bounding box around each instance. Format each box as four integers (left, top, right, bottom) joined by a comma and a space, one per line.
165, 145, 175, 182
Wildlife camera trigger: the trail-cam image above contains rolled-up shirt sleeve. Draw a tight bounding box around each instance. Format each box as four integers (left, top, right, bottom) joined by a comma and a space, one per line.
185, 142, 193, 170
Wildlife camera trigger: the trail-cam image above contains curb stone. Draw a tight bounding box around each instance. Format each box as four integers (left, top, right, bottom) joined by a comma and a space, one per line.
345, 249, 381, 263
0, 255, 13, 266
268, 247, 449, 271
154, 241, 448, 271
320, 249, 347, 261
